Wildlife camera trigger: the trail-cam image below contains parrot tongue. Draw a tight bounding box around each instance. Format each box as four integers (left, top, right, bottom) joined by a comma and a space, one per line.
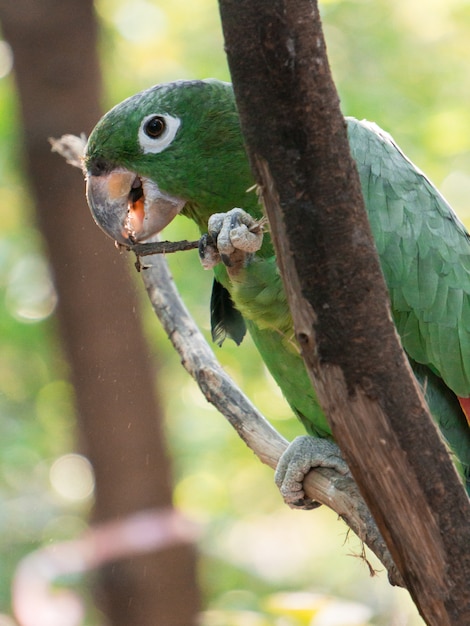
86, 169, 185, 245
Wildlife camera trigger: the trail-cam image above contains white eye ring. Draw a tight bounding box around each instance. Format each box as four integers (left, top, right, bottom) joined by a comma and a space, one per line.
138, 114, 181, 154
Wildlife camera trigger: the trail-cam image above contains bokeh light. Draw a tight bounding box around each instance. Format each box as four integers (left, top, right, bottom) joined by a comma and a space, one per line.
49, 454, 95, 503
0, 41, 13, 79
5, 254, 57, 322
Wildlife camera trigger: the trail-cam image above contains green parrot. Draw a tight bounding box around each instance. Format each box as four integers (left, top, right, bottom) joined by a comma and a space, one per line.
84, 79, 470, 503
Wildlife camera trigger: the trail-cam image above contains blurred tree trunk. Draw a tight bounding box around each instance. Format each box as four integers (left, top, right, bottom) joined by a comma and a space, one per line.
0, 1, 201, 624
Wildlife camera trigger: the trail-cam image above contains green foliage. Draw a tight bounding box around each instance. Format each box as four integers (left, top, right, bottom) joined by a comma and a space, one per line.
2, 0, 470, 623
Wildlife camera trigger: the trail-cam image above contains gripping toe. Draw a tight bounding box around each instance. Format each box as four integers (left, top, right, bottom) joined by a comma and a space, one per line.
275, 436, 350, 509
204, 208, 264, 273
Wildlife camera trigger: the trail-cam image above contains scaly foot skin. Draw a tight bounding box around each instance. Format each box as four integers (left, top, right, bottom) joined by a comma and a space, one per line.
199, 208, 264, 275
275, 436, 351, 510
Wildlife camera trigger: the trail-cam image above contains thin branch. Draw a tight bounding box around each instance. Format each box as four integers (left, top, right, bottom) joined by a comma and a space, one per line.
52, 134, 402, 586
129, 239, 199, 256
139, 252, 402, 585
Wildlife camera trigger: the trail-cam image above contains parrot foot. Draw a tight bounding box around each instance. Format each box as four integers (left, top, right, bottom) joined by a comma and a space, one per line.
199, 208, 265, 274
275, 436, 350, 510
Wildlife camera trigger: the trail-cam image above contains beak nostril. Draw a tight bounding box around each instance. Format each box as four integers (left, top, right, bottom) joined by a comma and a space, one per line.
88, 157, 114, 177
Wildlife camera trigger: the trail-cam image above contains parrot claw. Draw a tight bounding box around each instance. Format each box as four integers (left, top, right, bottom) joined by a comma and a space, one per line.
275, 436, 350, 510
200, 208, 264, 274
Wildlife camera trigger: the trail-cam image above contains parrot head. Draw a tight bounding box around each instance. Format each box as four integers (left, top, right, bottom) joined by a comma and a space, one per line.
85, 79, 254, 244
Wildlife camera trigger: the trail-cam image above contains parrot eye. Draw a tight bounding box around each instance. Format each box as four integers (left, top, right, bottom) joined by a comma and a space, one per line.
138, 113, 181, 154
144, 116, 166, 138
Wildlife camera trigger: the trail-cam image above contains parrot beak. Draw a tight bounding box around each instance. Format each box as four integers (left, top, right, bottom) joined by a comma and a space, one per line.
86, 168, 185, 245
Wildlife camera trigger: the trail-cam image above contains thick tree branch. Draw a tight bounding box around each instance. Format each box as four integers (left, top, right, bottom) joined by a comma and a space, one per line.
217, 0, 470, 624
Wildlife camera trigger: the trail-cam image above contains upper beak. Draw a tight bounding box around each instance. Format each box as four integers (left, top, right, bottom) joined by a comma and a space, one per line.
86, 168, 185, 245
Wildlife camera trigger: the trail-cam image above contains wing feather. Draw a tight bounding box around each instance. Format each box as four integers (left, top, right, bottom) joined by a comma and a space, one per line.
348, 118, 470, 396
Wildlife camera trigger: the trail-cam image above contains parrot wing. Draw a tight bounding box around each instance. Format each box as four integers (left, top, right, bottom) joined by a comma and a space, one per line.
348, 118, 470, 402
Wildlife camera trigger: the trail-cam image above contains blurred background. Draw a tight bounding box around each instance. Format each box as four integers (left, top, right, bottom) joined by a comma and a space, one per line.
1, 0, 470, 624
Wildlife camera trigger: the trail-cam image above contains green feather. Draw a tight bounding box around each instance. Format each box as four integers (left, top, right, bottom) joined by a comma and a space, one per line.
349, 117, 470, 397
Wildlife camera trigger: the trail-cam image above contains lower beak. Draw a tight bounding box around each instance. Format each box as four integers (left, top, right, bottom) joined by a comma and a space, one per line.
86, 168, 185, 245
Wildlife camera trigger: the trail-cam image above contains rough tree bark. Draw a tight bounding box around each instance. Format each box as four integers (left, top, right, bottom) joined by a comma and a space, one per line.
0, 1, 201, 624
218, 0, 470, 624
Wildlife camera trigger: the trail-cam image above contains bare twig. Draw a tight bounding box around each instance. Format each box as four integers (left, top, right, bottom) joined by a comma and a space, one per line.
49, 134, 87, 170
128, 239, 200, 256
139, 253, 402, 586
